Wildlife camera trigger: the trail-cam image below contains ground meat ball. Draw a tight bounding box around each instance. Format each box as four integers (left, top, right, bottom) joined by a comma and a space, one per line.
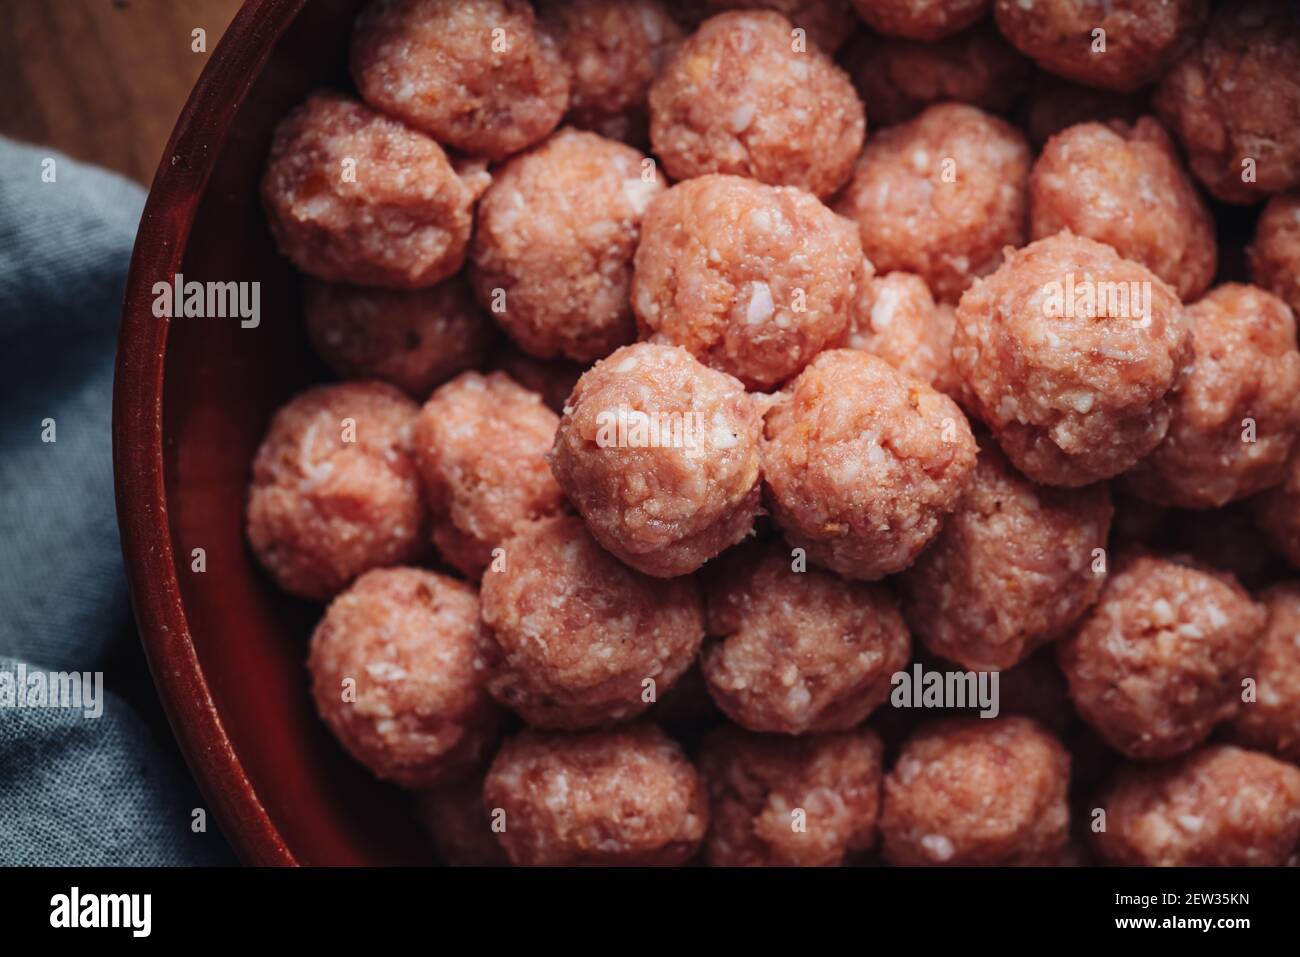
1024, 73, 1149, 148
762, 350, 977, 580
848, 271, 957, 394
489, 346, 584, 413
1231, 585, 1300, 763
548, 343, 764, 578
484, 724, 707, 865
840, 22, 1031, 126
648, 11, 864, 200
308, 568, 502, 788
1094, 745, 1300, 866
247, 381, 425, 600
993, 0, 1207, 93
850, 0, 989, 41
835, 103, 1030, 303
1057, 555, 1266, 760
1248, 191, 1300, 316
302, 277, 496, 398
699, 726, 883, 866
1256, 449, 1300, 570
412, 372, 564, 579
953, 232, 1191, 487
700, 542, 911, 733
880, 717, 1071, 865
899, 443, 1112, 671
1125, 284, 1300, 509
414, 774, 509, 866
477, 514, 705, 729
537, 0, 682, 144
350, 0, 568, 161
704, 0, 857, 53
1153, 2, 1300, 204
261, 93, 484, 289
1030, 118, 1217, 301
633, 175, 863, 390
470, 129, 663, 363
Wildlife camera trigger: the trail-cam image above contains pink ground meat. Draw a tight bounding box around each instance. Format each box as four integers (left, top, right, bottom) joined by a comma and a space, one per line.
1124, 283, 1300, 509
548, 342, 764, 578
484, 724, 708, 866
847, 270, 958, 394
477, 514, 705, 729
1248, 191, 1300, 316
762, 349, 977, 580
699, 725, 884, 866
1230, 584, 1300, 765
412, 372, 565, 579
1093, 745, 1300, 866
308, 567, 502, 788
246, 381, 425, 600
469, 128, 664, 363
851, 0, 990, 41
952, 231, 1192, 487
835, 103, 1030, 303
350, 0, 569, 161
899, 442, 1112, 671
1057, 555, 1266, 760
648, 11, 864, 200
700, 541, 911, 733
302, 276, 496, 398
880, 716, 1071, 865
1030, 117, 1217, 301
633, 174, 864, 391
261, 92, 486, 289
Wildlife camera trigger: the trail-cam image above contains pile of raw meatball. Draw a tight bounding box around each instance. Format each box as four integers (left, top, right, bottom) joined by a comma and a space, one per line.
248, 0, 1300, 866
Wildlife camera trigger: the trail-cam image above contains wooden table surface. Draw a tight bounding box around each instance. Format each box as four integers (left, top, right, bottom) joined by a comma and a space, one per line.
0, 0, 244, 183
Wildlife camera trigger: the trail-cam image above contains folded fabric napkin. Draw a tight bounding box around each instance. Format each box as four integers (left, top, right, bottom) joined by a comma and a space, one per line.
0, 137, 233, 865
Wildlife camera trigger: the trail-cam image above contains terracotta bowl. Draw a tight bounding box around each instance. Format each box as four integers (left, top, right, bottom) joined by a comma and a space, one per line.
114, 0, 435, 865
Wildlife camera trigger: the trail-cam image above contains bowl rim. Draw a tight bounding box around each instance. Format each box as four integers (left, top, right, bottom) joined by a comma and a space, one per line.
113, 0, 307, 867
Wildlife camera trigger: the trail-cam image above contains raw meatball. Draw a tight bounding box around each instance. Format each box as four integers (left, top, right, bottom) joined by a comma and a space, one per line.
261, 93, 485, 289
993, 0, 1207, 93
1125, 284, 1300, 509
648, 11, 864, 200
700, 542, 911, 733
414, 774, 509, 866
1024, 73, 1149, 148
850, 0, 989, 41
470, 129, 662, 363
1057, 555, 1266, 760
1231, 584, 1300, 763
841, 21, 1031, 126
835, 103, 1030, 303
308, 568, 502, 788
633, 175, 864, 390
484, 724, 707, 866
477, 514, 705, 729
1030, 118, 1217, 301
899, 443, 1112, 671
1248, 191, 1300, 316
952, 232, 1191, 487
880, 717, 1071, 865
1094, 745, 1300, 866
1153, 2, 1300, 204
698, 726, 883, 866
762, 349, 977, 580
412, 372, 564, 579
247, 381, 425, 600
1256, 449, 1300, 569
302, 276, 496, 398
489, 346, 584, 413
548, 343, 764, 578
538, 0, 682, 143
848, 270, 957, 393
350, 0, 568, 161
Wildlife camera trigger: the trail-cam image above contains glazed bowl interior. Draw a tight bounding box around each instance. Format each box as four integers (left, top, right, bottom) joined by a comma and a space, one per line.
120, 0, 436, 865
